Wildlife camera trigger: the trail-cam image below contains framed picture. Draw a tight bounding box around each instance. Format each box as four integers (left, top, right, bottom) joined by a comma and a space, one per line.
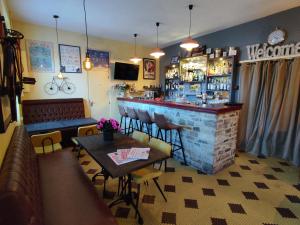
26, 40, 55, 73
87, 49, 109, 69
143, 58, 156, 80
191, 45, 206, 57
59, 44, 82, 73
170, 56, 180, 64
0, 95, 12, 133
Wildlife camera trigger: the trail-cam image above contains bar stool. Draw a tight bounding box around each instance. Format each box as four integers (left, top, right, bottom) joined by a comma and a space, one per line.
127, 107, 140, 134
118, 105, 129, 135
154, 112, 187, 165
136, 109, 153, 137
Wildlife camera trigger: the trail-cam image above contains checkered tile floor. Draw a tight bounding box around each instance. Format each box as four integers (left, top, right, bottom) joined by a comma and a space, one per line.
78, 150, 300, 225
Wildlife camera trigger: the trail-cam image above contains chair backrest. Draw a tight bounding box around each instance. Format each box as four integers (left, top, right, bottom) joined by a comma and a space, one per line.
137, 110, 152, 123
132, 131, 149, 145
127, 107, 138, 119
154, 113, 168, 129
118, 105, 127, 117
149, 138, 171, 156
0, 126, 44, 225
78, 124, 99, 137
31, 131, 62, 154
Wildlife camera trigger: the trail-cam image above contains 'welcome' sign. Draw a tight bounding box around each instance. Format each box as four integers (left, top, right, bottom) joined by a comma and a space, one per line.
246, 42, 300, 60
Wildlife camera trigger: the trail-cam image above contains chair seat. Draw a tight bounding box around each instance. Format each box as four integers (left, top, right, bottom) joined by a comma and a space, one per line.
34, 143, 62, 154
132, 166, 162, 183
163, 123, 183, 130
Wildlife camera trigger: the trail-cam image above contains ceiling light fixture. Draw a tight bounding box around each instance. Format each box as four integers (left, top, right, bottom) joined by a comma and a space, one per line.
150, 22, 165, 59
82, 0, 93, 71
180, 4, 199, 51
130, 33, 142, 64
53, 15, 63, 79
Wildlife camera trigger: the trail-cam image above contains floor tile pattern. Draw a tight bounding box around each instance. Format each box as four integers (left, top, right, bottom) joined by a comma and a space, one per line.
78, 150, 300, 225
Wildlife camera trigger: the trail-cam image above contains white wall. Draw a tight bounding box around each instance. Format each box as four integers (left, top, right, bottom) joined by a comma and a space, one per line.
13, 20, 160, 120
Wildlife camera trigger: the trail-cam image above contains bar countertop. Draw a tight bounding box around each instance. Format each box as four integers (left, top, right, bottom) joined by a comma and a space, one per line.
117, 97, 242, 114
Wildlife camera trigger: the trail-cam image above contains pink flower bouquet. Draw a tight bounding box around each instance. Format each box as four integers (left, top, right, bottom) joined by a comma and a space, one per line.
97, 118, 121, 133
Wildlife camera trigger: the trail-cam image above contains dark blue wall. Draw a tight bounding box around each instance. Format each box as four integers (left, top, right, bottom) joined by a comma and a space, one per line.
160, 6, 300, 82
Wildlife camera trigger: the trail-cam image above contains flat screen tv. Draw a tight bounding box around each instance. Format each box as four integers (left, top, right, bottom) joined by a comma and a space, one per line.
114, 62, 139, 80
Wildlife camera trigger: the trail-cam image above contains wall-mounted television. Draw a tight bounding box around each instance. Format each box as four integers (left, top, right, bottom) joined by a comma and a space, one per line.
114, 62, 139, 80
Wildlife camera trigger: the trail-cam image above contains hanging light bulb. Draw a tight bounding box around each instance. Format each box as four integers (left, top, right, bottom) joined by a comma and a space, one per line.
150, 22, 165, 59
53, 15, 64, 79
180, 4, 199, 51
130, 33, 142, 64
82, 0, 93, 71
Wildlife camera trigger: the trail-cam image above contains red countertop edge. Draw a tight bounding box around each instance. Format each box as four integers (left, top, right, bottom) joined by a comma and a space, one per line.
117, 98, 242, 114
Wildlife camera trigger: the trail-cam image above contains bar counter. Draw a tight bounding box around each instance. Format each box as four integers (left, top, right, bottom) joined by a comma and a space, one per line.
117, 97, 242, 174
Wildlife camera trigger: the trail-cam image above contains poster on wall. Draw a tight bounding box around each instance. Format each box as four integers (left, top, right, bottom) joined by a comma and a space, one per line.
87, 49, 109, 69
26, 40, 55, 73
59, 44, 82, 73
143, 58, 156, 80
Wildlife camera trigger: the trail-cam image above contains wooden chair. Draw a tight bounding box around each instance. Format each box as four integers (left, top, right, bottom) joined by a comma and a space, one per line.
132, 138, 171, 216
31, 131, 62, 154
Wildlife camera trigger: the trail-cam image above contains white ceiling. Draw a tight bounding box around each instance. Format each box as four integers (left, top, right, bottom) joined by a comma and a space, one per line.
7, 0, 300, 47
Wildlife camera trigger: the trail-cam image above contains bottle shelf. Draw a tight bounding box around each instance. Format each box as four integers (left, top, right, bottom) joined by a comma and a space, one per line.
208, 74, 232, 77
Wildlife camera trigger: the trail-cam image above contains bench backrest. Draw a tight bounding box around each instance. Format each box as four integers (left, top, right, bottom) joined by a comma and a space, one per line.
22, 98, 85, 124
0, 126, 43, 225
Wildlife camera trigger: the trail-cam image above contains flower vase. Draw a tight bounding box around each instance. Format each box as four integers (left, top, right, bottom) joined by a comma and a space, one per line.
103, 130, 114, 141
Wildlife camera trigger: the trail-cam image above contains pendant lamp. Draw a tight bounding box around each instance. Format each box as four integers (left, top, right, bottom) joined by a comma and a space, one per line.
150, 22, 165, 59
53, 15, 63, 79
82, 0, 93, 71
130, 33, 142, 64
180, 4, 199, 51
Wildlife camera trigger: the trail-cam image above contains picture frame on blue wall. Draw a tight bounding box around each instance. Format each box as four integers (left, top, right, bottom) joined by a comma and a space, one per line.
26, 39, 55, 73
59, 44, 82, 73
170, 56, 180, 65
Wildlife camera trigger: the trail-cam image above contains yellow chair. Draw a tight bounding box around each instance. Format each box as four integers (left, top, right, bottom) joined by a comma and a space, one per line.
72, 124, 99, 158
31, 131, 62, 154
132, 138, 171, 215
132, 130, 149, 145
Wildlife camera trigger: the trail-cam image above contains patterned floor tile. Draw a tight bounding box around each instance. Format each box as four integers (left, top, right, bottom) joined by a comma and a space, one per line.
94, 179, 104, 185
103, 191, 115, 199
275, 207, 298, 219
217, 179, 230, 186
254, 182, 269, 189
285, 195, 300, 203
165, 167, 175, 172
249, 159, 259, 164
271, 167, 284, 172
229, 171, 241, 177
184, 199, 198, 209
86, 168, 98, 174
242, 191, 259, 200
115, 207, 130, 218
240, 165, 251, 170
228, 203, 246, 214
164, 184, 176, 192
293, 183, 300, 191
264, 174, 278, 180
182, 176, 193, 183
161, 212, 176, 224
202, 188, 216, 196
257, 155, 267, 159
278, 161, 290, 166
197, 170, 207, 175
80, 160, 91, 165
142, 195, 155, 204
211, 218, 228, 225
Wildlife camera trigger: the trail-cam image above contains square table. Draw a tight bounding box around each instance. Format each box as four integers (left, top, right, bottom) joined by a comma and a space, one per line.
74, 133, 169, 225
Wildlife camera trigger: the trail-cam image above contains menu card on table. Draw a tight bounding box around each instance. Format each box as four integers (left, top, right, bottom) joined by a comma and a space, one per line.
107, 148, 150, 165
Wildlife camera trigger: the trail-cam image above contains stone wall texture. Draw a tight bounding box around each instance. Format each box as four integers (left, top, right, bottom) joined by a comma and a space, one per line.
118, 100, 240, 174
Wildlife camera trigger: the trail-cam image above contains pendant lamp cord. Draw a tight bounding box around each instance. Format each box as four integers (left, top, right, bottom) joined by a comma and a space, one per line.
134, 33, 137, 56
156, 22, 159, 48
54, 16, 59, 45
188, 4, 193, 37
83, 0, 89, 50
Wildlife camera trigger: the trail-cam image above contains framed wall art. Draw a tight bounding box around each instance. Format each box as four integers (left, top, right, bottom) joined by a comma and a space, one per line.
143, 58, 156, 80
26, 40, 55, 73
87, 49, 109, 69
59, 44, 82, 73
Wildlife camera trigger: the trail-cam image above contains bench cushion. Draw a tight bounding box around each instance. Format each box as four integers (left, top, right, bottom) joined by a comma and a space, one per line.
38, 149, 117, 225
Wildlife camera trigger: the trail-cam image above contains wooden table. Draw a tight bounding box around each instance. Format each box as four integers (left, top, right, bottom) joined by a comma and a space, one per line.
74, 133, 169, 225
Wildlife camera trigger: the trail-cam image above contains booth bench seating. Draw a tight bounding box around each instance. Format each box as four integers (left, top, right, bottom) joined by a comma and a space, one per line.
0, 126, 118, 225
22, 98, 97, 147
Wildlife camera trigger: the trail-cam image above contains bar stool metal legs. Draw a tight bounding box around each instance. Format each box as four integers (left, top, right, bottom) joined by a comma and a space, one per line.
120, 115, 128, 135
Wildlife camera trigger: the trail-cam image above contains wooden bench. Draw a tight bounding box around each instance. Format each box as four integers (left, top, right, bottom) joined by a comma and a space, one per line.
0, 126, 118, 225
